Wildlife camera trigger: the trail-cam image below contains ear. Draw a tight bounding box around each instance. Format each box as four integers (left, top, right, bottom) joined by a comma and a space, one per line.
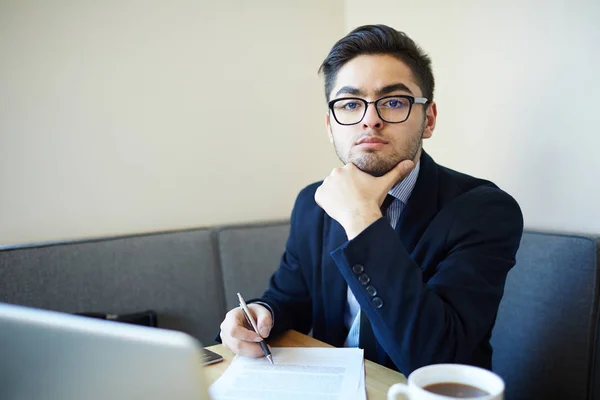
422, 101, 437, 139
326, 112, 334, 144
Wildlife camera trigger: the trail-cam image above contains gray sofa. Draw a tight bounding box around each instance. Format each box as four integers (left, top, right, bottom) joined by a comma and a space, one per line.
1, 222, 598, 400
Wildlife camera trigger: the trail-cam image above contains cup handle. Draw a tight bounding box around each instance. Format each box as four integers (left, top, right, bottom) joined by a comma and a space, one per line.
387, 383, 411, 400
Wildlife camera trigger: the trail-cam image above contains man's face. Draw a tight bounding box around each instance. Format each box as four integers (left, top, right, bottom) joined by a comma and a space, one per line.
326, 54, 436, 177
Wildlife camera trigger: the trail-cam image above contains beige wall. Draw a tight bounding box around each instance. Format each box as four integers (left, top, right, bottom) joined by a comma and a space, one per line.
0, 1, 343, 244
345, 0, 600, 235
3, 1, 599, 245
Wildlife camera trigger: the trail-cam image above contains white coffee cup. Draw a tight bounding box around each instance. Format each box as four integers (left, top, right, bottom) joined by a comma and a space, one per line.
387, 364, 504, 399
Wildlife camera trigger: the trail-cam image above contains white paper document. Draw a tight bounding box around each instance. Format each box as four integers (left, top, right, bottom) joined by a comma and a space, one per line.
209, 347, 366, 400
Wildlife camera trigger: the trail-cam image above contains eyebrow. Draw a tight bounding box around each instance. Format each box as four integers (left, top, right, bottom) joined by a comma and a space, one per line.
334, 86, 364, 97
334, 83, 414, 98
376, 83, 413, 96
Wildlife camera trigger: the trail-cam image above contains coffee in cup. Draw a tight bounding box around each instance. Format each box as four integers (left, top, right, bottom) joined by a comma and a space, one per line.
387, 363, 504, 399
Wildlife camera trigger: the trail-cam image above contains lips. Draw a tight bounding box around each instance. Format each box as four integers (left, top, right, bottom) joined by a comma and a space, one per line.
356, 136, 389, 145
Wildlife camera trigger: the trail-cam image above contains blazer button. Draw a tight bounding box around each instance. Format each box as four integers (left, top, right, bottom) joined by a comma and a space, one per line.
365, 285, 377, 297
352, 264, 364, 275
372, 297, 384, 309
358, 273, 371, 285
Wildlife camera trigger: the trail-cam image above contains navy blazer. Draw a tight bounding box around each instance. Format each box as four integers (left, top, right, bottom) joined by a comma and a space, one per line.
257, 151, 523, 375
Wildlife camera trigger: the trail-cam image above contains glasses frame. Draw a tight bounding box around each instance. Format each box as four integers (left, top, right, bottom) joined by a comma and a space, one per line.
328, 95, 428, 126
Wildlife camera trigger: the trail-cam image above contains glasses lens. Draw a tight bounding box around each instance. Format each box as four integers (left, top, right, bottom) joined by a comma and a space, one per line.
376, 97, 411, 123
331, 99, 365, 125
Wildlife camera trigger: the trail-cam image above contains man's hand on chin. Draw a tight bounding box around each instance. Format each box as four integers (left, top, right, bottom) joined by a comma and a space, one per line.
314, 159, 415, 240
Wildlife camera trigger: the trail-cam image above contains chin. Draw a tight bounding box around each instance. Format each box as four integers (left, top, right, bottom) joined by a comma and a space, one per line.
352, 160, 394, 177
357, 166, 389, 177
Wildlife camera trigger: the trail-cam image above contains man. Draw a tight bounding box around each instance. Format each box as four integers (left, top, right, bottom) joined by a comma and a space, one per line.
219, 24, 523, 375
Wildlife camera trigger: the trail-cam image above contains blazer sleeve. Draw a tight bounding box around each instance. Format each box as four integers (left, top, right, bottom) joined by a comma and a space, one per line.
330, 186, 524, 374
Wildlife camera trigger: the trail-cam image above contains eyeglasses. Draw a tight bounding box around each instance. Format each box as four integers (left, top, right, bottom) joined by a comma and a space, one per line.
328, 95, 428, 126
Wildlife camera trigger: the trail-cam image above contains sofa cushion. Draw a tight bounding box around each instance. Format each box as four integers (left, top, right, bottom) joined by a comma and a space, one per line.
0, 229, 224, 346
491, 232, 600, 400
217, 221, 290, 311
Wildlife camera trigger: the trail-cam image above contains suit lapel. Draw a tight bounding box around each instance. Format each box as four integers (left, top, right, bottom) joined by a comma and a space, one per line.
373, 151, 441, 369
396, 151, 440, 253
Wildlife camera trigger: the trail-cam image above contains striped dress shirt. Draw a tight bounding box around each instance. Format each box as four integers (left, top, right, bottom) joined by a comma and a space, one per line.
343, 160, 421, 347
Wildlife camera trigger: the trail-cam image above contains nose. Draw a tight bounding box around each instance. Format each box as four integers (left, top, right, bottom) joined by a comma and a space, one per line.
362, 102, 383, 129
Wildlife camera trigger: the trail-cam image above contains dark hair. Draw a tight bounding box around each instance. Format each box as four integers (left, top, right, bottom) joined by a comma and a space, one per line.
318, 24, 434, 102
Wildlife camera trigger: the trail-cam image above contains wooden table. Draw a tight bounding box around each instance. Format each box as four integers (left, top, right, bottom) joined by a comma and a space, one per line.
204, 330, 406, 399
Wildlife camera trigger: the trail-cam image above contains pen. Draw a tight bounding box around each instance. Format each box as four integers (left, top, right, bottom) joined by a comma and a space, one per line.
237, 292, 274, 365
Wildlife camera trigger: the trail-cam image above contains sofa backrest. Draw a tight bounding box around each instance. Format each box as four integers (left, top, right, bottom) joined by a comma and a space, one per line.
0, 229, 226, 346
2, 223, 600, 400
491, 232, 600, 400
216, 221, 290, 311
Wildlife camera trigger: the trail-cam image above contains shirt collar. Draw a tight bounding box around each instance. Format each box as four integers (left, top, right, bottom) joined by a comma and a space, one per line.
388, 160, 421, 205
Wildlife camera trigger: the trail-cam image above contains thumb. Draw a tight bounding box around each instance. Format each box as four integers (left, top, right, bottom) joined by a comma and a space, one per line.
381, 159, 414, 189
250, 304, 273, 338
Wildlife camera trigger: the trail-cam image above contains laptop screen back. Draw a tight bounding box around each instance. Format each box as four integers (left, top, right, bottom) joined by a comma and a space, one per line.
0, 303, 210, 400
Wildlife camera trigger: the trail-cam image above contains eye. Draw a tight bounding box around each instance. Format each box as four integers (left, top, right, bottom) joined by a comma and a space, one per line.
383, 98, 406, 108
333, 99, 364, 111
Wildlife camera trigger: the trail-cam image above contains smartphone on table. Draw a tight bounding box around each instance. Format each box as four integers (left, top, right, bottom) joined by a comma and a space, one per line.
200, 347, 224, 365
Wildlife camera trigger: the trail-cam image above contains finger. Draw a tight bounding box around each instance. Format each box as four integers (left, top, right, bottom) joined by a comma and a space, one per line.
230, 323, 264, 342
223, 337, 266, 358
380, 159, 414, 189
331, 167, 343, 175
249, 304, 273, 338
221, 309, 262, 342
220, 327, 266, 358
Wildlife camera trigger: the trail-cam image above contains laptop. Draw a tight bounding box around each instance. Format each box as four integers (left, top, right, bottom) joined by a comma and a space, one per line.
0, 302, 210, 400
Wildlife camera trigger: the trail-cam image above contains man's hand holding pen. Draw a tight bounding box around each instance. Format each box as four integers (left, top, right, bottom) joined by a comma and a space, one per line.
219, 294, 274, 363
